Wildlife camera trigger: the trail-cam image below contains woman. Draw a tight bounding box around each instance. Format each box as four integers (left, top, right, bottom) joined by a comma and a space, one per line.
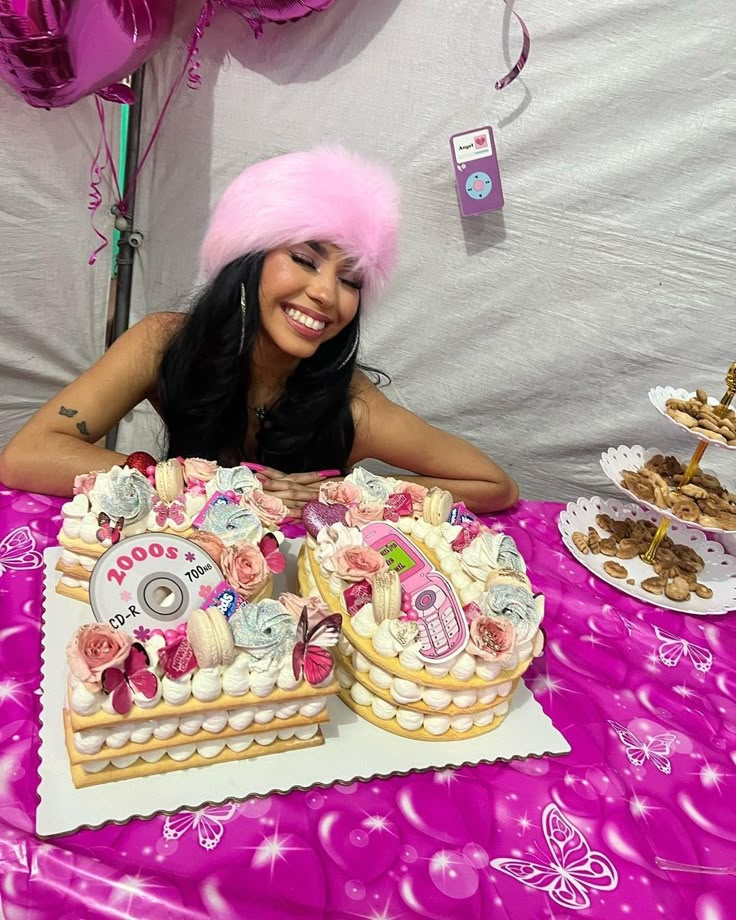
0, 147, 518, 514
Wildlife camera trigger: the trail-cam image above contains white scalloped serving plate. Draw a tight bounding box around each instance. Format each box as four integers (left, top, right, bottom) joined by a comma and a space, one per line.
649, 386, 736, 452
558, 497, 736, 615
600, 445, 736, 534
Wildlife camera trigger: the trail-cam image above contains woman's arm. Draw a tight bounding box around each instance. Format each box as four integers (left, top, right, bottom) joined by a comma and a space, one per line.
0, 314, 181, 497
349, 375, 519, 513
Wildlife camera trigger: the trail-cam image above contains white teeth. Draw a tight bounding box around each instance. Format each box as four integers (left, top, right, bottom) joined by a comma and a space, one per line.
285, 306, 325, 331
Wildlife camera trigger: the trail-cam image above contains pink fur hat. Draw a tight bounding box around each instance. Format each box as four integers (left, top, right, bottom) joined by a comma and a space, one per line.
200, 146, 400, 304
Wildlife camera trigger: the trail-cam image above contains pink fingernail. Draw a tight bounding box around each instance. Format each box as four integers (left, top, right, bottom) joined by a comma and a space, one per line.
242, 462, 267, 472
256, 474, 267, 483
317, 469, 341, 477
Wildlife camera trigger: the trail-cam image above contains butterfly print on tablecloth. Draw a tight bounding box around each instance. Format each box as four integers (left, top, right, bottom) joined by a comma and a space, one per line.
0, 527, 42, 577
652, 625, 712, 673
608, 720, 677, 775
491, 803, 618, 911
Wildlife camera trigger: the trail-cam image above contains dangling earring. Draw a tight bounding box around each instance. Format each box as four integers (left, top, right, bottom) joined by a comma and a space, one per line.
238, 283, 247, 356
337, 334, 359, 370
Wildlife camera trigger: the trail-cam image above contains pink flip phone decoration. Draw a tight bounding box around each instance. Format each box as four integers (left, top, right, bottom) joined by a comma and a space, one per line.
361, 522, 469, 664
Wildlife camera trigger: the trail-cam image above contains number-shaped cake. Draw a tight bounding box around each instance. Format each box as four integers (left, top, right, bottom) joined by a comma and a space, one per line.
297, 468, 546, 740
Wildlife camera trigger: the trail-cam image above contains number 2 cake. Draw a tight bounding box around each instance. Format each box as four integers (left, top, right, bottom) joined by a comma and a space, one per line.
55, 459, 285, 604
56, 458, 343, 786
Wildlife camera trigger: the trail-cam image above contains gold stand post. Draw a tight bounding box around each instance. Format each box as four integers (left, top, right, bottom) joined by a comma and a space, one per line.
641, 362, 736, 565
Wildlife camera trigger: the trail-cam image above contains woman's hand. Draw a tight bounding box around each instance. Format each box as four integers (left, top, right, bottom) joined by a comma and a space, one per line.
255, 467, 342, 518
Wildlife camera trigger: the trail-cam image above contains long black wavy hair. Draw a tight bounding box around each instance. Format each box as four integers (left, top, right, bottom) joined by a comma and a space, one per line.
157, 254, 383, 472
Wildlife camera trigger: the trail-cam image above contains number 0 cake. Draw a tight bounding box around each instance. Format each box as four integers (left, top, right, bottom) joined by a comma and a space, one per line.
297, 469, 545, 740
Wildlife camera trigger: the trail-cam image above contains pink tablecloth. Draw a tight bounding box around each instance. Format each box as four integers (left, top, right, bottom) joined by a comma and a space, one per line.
0, 486, 734, 919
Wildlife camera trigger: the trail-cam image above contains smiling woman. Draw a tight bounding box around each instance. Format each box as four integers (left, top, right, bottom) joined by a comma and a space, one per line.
0, 147, 518, 514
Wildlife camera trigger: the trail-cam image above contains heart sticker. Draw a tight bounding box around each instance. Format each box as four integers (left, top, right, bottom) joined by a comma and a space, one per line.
303, 501, 348, 538
389, 619, 419, 647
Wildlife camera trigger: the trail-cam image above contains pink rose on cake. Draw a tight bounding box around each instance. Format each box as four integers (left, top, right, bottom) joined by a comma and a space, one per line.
319, 480, 360, 506
467, 614, 515, 663
67, 624, 132, 690
346, 501, 384, 527
278, 592, 332, 627
188, 531, 226, 568
221, 543, 269, 599
245, 489, 288, 529
331, 545, 387, 583
73, 471, 100, 497
396, 481, 428, 516
183, 458, 218, 484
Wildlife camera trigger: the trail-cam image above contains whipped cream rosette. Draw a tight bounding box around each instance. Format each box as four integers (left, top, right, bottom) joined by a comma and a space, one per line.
63, 592, 342, 786
297, 468, 545, 740
55, 460, 289, 606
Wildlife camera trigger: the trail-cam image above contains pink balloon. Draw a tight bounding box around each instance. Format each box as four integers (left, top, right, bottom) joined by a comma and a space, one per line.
0, 0, 176, 108
221, 0, 336, 36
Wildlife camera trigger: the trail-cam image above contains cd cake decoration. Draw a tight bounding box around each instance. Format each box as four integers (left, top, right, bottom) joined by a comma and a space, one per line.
55, 458, 289, 605
88, 534, 223, 632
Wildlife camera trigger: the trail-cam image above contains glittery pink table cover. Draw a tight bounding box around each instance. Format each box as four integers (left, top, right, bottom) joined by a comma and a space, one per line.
1, 486, 735, 920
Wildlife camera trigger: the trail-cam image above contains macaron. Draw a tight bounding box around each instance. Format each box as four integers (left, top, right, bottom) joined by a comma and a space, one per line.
155, 459, 185, 503
187, 607, 235, 669
422, 487, 454, 526
371, 571, 402, 622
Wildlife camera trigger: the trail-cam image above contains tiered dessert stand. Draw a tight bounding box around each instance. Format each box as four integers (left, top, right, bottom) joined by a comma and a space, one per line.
559, 363, 736, 616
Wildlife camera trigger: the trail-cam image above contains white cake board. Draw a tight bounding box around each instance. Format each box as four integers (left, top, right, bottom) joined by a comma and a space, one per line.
37, 544, 570, 838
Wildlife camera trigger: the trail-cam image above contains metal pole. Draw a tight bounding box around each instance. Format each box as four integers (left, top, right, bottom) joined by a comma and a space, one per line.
106, 66, 146, 451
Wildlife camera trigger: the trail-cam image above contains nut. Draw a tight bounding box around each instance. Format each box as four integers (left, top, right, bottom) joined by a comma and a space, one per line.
595, 514, 615, 533
680, 483, 708, 500
617, 538, 641, 559
664, 576, 691, 602
603, 561, 628, 579
671, 496, 700, 522
599, 536, 619, 556
653, 561, 681, 580
572, 532, 589, 555
654, 547, 676, 566
609, 520, 632, 540
694, 583, 714, 599
641, 576, 666, 595
672, 544, 705, 573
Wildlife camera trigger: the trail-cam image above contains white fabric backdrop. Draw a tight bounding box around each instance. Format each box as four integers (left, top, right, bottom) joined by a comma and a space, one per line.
0, 92, 112, 447
1, 0, 735, 500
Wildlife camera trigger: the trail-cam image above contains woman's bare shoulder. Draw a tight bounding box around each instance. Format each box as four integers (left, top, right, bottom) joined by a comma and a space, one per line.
350, 368, 378, 395
138, 311, 187, 345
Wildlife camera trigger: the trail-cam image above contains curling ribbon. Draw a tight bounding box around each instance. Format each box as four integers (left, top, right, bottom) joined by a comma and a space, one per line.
495, 1, 530, 90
